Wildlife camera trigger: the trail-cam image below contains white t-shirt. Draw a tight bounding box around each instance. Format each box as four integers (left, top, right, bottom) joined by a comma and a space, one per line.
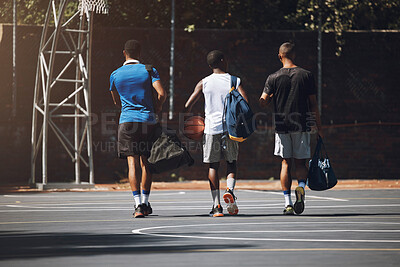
202, 73, 241, 135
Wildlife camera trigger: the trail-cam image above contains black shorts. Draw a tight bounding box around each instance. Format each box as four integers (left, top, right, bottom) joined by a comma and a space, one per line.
117, 122, 158, 158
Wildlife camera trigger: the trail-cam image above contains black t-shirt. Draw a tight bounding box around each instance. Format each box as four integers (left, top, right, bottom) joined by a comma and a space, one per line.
263, 67, 316, 133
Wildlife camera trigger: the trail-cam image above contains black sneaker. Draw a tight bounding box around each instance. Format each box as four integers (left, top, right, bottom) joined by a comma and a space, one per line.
223, 189, 239, 215
209, 204, 224, 217
133, 204, 145, 218
294, 186, 305, 215
283, 205, 294, 215
143, 202, 153, 216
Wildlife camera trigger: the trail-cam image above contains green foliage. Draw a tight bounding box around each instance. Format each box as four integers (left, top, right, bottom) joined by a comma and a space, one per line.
94, 0, 299, 30
0, 0, 79, 25
1, 0, 399, 49
287, 0, 400, 56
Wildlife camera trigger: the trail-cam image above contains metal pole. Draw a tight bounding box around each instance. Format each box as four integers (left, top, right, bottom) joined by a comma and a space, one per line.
168, 0, 175, 120
317, 0, 322, 115
12, 0, 17, 118
42, 0, 68, 184
75, 12, 84, 184
87, 11, 95, 184
31, 0, 53, 185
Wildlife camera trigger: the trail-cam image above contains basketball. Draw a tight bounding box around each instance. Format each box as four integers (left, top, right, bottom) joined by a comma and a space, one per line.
183, 116, 205, 141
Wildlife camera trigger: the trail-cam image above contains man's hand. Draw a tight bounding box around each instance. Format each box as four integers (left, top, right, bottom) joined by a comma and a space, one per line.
184, 80, 203, 113
311, 125, 323, 139
110, 90, 121, 108
308, 94, 323, 139
152, 80, 167, 114
259, 92, 273, 108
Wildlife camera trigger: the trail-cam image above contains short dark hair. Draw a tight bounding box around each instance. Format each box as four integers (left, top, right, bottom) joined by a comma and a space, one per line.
207, 50, 224, 68
279, 42, 295, 60
124, 40, 141, 58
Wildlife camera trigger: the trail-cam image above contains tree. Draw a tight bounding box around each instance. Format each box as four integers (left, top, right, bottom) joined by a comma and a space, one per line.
1, 0, 399, 42
0, 0, 78, 25
286, 0, 400, 55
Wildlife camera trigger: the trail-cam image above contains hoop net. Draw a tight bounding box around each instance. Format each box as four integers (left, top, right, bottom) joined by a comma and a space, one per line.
79, 0, 109, 16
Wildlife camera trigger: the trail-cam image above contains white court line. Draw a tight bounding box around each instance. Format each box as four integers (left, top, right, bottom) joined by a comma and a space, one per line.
132, 222, 400, 243
197, 230, 400, 233
1, 192, 186, 198
241, 189, 348, 202
0, 208, 132, 212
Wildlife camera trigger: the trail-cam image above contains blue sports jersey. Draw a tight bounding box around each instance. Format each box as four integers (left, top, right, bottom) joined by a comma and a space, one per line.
109, 63, 160, 124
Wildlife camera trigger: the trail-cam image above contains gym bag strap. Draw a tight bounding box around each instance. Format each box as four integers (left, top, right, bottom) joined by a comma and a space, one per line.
222, 76, 237, 134
145, 64, 159, 113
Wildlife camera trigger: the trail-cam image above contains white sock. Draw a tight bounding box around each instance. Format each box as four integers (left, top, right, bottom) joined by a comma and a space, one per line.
283, 190, 293, 207
226, 177, 236, 191
142, 193, 149, 206
134, 195, 141, 208
211, 189, 220, 207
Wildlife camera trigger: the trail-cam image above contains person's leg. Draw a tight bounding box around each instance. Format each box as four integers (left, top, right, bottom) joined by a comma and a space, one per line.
281, 158, 292, 192
127, 155, 141, 205
275, 133, 294, 214
226, 160, 237, 190
294, 159, 307, 186
292, 132, 311, 215
127, 155, 144, 218
209, 162, 221, 208
223, 135, 238, 191
203, 133, 223, 216
138, 122, 157, 216
294, 158, 307, 215
281, 158, 294, 215
223, 160, 239, 215
140, 155, 152, 205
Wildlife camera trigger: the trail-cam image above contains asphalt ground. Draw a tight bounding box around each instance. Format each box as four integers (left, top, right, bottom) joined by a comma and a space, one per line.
0, 189, 399, 266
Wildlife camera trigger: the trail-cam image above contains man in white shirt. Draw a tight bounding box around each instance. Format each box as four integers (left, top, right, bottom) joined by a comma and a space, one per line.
184, 50, 248, 217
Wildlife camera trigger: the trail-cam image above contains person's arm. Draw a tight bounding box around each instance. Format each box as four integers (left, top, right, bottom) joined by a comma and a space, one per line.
152, 80, 167, 113
259, 75, 274, 108
237, 84, 249, 103
308, 94, 323, 137
110, 90, 121, 108
109, 72, 121, 108
183, 80, 203, 113
259, 92, 273, 108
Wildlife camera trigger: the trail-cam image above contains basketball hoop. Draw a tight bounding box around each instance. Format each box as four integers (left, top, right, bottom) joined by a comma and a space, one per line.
79, 0, 109, 17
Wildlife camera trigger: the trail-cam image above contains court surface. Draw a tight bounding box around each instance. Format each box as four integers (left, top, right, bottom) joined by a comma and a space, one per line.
0, 189, 399, 266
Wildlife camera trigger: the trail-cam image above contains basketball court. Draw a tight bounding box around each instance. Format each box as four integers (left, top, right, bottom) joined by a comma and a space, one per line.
2, 1, 399, 266
0, 189, 399, 266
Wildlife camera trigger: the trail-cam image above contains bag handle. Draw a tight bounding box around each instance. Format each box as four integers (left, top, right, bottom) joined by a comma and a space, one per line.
317, 135, 329, 159
230, 75, 237, 92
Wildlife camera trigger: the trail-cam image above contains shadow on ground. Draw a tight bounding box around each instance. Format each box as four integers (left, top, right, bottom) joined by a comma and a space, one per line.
0, 231, 251, 260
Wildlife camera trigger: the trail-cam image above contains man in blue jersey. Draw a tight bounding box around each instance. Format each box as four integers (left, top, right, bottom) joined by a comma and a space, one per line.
109, 40, 167, 218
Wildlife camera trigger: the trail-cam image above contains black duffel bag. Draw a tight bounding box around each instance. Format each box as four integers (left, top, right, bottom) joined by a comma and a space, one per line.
307, 135, 337, 191
147, 126, 194, 174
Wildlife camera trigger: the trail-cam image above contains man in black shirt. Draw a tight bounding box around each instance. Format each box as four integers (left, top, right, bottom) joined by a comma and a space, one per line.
259, 42, 322, 215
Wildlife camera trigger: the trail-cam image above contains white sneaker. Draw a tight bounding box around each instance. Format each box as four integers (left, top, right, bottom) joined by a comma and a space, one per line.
223, 189, 239, 215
